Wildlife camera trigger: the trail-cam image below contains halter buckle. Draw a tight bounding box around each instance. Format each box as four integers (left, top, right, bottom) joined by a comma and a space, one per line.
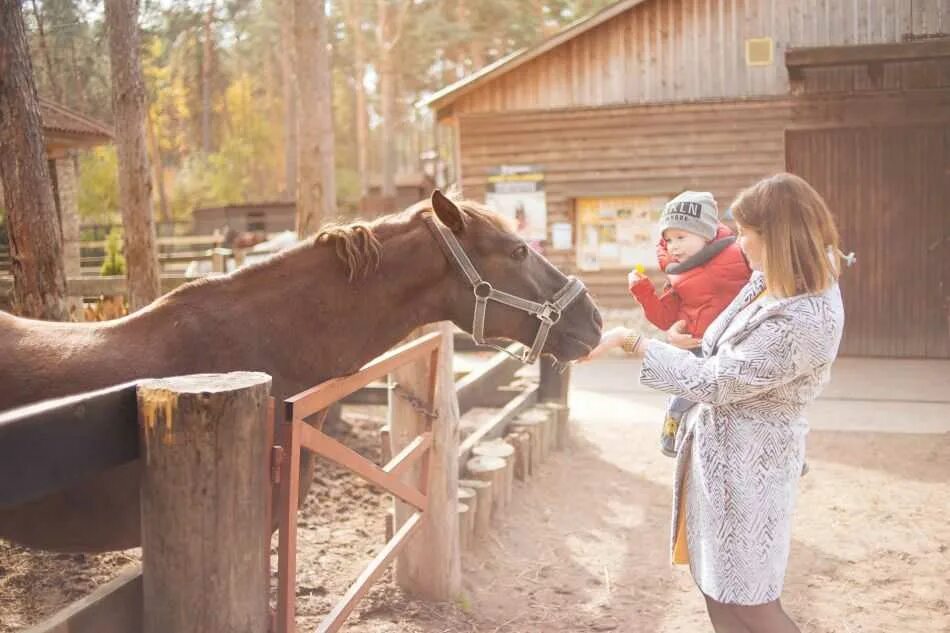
473, 281, 493, 299
537, 303, 561, 325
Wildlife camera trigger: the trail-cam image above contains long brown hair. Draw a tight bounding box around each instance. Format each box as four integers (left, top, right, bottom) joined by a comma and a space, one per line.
731, 173, 842, 298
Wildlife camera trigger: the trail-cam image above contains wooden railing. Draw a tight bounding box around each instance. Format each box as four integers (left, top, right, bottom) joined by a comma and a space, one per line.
276, 331, 443, 633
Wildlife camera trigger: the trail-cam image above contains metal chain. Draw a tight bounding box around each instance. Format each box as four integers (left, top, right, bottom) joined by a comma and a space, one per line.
391, 383, 439, 420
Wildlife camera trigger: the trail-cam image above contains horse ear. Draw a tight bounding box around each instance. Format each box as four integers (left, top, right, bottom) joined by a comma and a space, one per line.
431, 189, 465, 233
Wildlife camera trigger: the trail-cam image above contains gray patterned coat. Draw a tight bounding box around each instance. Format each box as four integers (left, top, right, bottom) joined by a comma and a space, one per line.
639, 272, 844, 605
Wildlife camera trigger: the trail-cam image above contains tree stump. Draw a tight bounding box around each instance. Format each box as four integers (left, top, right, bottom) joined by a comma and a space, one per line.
541, 403, 570, 450
458, 479, 492, 541
457, 487, 477, 550
379, 424, 392, 465
138, 372, 271, 633
472, 440, 514, 508
465, 456, 506, 523
505, 432, 531, 482
457, 503, 471, 551
511, 414, 544, 473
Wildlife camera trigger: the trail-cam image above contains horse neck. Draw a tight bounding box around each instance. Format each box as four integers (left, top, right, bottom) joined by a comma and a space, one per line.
134, 217, 455, 395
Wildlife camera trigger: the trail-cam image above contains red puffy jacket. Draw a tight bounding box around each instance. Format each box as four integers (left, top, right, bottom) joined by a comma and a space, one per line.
629, 225, 751, 338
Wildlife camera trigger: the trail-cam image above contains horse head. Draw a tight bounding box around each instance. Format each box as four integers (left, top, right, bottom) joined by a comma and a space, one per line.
423, 190, 603, 363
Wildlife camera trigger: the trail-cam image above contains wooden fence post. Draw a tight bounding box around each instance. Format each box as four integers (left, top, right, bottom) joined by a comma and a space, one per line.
389, 322, 462, 600
137, 372, 272, 633
539, 356, 570, 405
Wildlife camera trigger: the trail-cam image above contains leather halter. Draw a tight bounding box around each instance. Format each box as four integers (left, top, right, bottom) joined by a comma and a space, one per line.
423, 213, 588, 364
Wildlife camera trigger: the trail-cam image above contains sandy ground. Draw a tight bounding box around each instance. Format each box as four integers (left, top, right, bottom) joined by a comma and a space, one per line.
3, 358, 949, 633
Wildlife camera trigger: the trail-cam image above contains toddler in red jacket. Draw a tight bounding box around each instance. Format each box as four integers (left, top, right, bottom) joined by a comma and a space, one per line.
629, 191, 751, 456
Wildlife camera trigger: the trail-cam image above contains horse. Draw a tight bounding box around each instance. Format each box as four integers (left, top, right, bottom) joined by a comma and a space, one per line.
0, 191, 603, 552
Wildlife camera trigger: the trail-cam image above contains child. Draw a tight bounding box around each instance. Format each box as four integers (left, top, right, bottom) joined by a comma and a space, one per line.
628, 191, 751, 456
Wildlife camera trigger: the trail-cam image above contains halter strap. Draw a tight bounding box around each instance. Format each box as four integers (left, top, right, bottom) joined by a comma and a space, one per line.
423, 213, 588, 364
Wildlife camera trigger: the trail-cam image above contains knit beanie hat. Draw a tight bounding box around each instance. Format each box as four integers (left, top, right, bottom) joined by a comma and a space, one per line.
659, 191, 719, 241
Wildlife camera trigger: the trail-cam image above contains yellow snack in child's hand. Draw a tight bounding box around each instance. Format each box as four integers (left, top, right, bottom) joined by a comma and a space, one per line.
634, 264, 646, 275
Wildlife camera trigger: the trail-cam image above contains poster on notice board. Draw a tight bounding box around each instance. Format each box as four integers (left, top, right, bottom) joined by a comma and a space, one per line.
485, 165, 547, 242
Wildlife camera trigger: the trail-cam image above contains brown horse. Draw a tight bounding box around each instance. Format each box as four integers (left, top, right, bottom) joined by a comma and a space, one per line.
0, 191, 602, 552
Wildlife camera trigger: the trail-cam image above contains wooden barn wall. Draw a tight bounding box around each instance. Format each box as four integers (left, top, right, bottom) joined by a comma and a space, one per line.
787, 124, 950, 359
450, 0, 948, 114
456, 98, 792, 307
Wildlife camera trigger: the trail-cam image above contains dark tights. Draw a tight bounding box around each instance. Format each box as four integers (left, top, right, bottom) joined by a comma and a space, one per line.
704, 595, 801, 633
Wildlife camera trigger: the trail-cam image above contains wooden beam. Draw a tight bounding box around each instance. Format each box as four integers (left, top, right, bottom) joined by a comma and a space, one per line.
786, 39, 950, 75
458, 385, 538, 468
383, 432, 433, 480
298, 423, 427, 511
285, 331, 442, 421
23, 566, 142, 633
0, 382, 140, 508
455, 344, 523, 414
315, 512, 424, 633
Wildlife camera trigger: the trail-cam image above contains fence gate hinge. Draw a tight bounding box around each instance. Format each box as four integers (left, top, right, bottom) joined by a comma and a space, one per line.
270, 445, 284, 485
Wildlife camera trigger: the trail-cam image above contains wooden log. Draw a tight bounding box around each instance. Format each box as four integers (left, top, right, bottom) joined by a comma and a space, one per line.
457, 503, 471, 551
472, 440, 514, 508
466, 456, 506, 521
541, 403, 570, 450
510, 414, 544, 473
137, 372, 271, 633
521, 409, 552, 459
539, 356, 570, 405
384, 508, 395, 543
380, 424, 392, 465
505, 432, 531, 482
457, 487, 476, 550
458, 479, 491, 541
390, 323, 461, 600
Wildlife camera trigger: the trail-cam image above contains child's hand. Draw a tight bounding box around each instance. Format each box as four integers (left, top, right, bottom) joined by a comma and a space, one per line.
627, 264, 648, 287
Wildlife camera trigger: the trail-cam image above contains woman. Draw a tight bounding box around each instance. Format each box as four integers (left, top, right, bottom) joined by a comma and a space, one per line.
583, 173, 846, 632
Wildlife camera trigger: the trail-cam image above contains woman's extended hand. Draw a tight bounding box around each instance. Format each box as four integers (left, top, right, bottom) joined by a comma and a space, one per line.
667, 320, 701, 350
579, 326, 634, 362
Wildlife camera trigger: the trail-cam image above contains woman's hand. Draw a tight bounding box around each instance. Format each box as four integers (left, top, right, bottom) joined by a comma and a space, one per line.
667, 320, 701, 350
579, 326, 634, 362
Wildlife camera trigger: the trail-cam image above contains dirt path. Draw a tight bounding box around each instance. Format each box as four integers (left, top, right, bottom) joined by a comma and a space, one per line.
4, 360, 949, 633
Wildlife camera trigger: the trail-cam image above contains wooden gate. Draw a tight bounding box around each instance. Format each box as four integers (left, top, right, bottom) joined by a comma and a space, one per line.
275, 331, 442, 633
786, 125, 950, 358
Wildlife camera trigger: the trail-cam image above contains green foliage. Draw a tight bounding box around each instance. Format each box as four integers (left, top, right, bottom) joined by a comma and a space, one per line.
100, 228, 126, 276
78, 147, 120, 224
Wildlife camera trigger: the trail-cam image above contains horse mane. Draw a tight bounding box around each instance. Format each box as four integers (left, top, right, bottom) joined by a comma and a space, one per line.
315, 221, 381, 282
315, 194, 515, 283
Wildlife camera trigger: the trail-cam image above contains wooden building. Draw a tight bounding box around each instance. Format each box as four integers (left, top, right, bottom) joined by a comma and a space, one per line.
192, 201, 296, 235
0, 99, 112, 305
424, 0, 949, 358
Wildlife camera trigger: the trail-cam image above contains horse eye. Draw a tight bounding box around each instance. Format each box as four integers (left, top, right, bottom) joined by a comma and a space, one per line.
512, 244, 529, 260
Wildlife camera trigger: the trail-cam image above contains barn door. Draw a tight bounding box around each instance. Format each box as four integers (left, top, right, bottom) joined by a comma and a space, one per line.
786, 126, 950, 359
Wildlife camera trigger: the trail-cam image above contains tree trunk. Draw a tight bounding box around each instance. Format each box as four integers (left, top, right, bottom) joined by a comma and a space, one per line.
378, 43, 397, 203
29, 0, 63, 103
105, 0, 161, 311
276, 0, 296, 200
292, 0, 334, 236
376, 0, 411, 207
147, 109, 170, 225
347, 0, 369, 199
0, 0, 68, 321
200, 0, 215, 155
315, 0, 336, 221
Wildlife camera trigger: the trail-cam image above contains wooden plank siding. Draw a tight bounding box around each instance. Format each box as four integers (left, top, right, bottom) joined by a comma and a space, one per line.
447, 0, 946, 116
786, 125, 950, 359
456, 98, 792, 307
